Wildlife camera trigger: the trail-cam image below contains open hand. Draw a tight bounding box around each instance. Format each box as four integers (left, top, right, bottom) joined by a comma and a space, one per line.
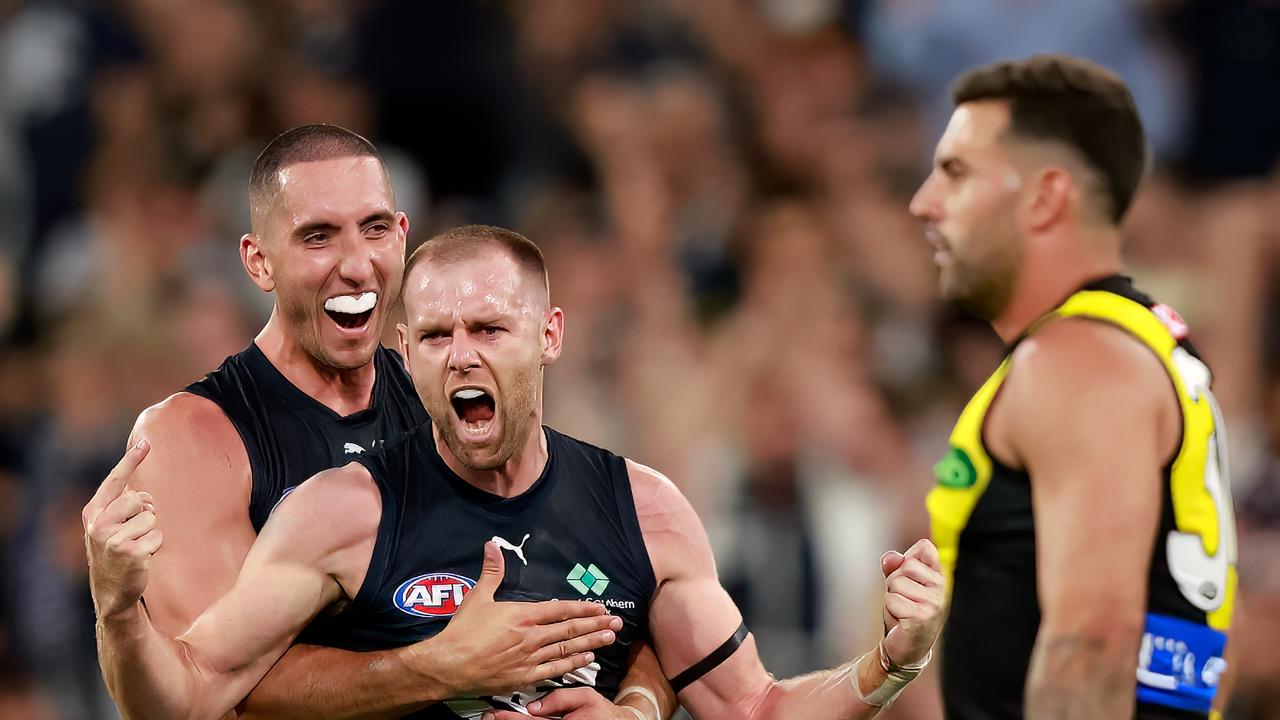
409, 542, 624, 698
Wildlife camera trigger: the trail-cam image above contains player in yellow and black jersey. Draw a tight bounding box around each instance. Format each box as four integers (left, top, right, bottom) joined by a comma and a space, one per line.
909, 55, 1237, 720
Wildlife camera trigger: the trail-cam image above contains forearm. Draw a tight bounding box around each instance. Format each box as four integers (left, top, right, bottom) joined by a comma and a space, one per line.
613, 642, 678, 720
752, 650, 889, 720
237, 643, 447, 720
1025, 631, 1139, 719
97, 604, 208, 720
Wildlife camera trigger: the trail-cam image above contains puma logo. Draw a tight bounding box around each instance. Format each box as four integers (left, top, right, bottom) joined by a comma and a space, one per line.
492, 533, 531, 566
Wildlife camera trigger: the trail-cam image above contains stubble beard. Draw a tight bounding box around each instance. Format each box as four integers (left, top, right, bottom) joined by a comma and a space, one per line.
942, 221, 1020, 322
435, 362, 542, 472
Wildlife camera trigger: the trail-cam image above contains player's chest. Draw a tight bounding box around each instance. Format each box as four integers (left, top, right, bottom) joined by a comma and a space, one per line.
379, 500, 647, 628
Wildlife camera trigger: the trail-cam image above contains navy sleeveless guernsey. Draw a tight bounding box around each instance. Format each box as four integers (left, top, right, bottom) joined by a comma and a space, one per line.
184, 343, 429, 531
304, 425, 657, 718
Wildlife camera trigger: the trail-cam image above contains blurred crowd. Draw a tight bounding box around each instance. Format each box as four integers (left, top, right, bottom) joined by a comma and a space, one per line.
1, 1, 1278, 718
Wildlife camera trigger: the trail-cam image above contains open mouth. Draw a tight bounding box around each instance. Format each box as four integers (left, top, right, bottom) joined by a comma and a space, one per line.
451, 388, 496, 433
324, 292, 377, 330
924, 226, 946, 252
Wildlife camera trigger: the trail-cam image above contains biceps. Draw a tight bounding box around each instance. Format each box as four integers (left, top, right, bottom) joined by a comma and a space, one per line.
649, 574, 772, 716
1033, 456, 1162, 627
135, 465, 256, 636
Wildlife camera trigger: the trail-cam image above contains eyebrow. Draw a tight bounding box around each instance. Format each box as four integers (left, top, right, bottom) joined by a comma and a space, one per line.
292, 221, 341, 239
466, 313, 508, 327
291, 211, 395, 239
358, 211, 396, 226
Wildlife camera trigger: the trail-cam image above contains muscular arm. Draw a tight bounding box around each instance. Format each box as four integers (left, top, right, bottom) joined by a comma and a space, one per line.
121, 395, 454, 719
98, 462, 380, 720
631, 462, 943, 719
613, 643, 679, 719
995, 321, 1176, 719
111, 394, 621, 720
238, 644, 440, 720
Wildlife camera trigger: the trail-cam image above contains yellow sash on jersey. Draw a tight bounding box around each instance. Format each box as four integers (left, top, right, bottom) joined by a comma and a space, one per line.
926, 357, 1010, 590
928, 290, 1237, 630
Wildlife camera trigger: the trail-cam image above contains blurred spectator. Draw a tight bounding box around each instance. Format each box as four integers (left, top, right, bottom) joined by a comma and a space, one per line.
0, 1, 1277, 717
0, 0, 143, 273
862, 0, 1188, 160
1169, 0, 1280, 181
8, 315, 131, 720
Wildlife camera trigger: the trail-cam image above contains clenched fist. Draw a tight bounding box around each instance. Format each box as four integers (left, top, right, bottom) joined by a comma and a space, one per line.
879, 538, 946, 668
83, 439, 162, 621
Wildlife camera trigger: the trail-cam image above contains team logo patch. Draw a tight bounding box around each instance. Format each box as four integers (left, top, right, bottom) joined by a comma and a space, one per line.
1151, 304, 1190, 340
934, 446, 977, 489
393, 573, 476, 617
567, 563, 610, 597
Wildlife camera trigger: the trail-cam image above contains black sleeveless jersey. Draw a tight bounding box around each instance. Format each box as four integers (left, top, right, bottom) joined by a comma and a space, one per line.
930, 277, 1237, 720
302, 425, 657, 719
184, 344, 430, 532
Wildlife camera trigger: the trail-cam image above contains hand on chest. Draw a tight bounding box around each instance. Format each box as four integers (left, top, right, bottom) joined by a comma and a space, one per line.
394, 520, 637, 618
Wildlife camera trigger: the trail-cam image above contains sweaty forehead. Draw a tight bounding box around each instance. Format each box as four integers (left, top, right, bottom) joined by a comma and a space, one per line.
263, 156, 392, 232
405, 252, 541, 321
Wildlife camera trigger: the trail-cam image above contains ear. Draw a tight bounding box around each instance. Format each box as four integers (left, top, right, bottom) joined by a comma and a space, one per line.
395, 212, 410, 253
1023, 166, 1073, 233
240, 233, 275, 292
540, 307, 565, 367
397, 322, 410, 364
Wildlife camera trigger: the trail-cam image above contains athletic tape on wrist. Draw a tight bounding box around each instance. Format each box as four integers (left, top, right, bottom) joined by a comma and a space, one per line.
619, 707, 648, 720
616, 685, 660, 720
851, 641, 931, 707
880, 641, 930, 674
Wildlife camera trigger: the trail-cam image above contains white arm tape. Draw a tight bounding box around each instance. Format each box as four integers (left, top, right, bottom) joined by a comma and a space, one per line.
851, 641, 931, 708
616, 685, 660, 720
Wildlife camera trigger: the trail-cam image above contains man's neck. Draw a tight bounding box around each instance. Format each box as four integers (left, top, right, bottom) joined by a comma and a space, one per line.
434, 420, 549, 499
254, 308, 378, 416
990, 229, 1124, 344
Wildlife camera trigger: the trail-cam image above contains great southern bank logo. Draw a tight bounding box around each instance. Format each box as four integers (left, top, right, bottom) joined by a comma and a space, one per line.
393, 573, 475, 617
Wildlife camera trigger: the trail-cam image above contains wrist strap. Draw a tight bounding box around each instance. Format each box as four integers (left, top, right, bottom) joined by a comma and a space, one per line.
851, 640, 931, 707
616, 685, 660, 720
880, 641, 931, 674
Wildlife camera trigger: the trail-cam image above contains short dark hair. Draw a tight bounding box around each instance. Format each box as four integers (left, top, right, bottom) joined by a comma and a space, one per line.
248, 123, 387, 228
951, 54, 1146, 223
405, 225, 548, 298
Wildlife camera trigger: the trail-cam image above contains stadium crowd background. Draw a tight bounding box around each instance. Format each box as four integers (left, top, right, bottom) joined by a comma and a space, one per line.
0, 1, 1278, 718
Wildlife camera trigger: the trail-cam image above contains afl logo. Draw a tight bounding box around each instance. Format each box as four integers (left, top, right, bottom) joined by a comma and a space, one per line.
393, 573, 476, 617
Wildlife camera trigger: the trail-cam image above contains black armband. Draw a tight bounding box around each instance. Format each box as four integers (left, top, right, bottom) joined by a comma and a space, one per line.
669, 622, 749, 693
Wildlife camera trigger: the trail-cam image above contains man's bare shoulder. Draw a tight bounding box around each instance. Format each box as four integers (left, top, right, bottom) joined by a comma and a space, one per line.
1001, 317, 1172, 422
284, 462, 380, 512
1008, 317, 1167, 390
134, 391, 241, 451
997, 317, 1176, 466
262, 462, 382, 584
624, 459, 712, 582
624, 459, 683, 515
128, 392, 250, 495
269, 463, 381, 540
